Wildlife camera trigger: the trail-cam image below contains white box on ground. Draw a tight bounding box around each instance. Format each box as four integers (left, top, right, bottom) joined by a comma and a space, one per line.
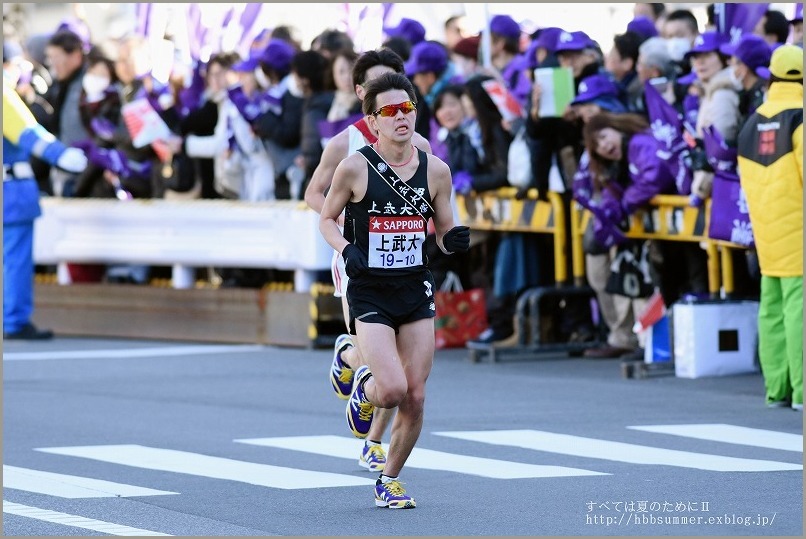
673, 301, 760, 379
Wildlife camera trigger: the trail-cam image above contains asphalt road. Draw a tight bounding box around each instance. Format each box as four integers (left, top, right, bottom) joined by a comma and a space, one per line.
2, 337, 803, 537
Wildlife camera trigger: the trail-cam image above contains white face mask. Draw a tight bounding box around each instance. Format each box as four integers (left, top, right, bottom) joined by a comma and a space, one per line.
666, 38, 691, 62
82, 73, 110, 96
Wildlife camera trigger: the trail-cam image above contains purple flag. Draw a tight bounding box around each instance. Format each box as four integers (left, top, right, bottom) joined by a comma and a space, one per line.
644, 81, 692, 195
237, 4, 264, 52
178, 60, 206, 117
134, 3, 152, 37
317, 113, 364, 140
185, 4, 206, 60
714, 3, 769, 45
702, 125, 754, 247
227, 85, 282, 124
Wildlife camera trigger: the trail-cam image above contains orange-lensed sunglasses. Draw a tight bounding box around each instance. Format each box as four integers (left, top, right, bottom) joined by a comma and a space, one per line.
371, 100, 417, 117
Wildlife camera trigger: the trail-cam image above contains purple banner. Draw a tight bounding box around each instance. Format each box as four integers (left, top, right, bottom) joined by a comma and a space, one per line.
317, 113, 364, 139
134, 3, 152, 37
644, 81, 692, 195
702, 125, 754, 246
714, 3, 770, 44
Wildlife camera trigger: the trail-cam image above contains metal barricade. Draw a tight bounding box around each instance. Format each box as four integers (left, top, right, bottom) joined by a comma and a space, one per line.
456, 188, 602, 362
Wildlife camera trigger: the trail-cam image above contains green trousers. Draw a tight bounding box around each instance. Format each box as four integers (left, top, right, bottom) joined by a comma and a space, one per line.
758, 276, 803, 406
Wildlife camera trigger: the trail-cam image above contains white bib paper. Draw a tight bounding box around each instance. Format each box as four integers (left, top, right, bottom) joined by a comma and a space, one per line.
368, 216, 425, 269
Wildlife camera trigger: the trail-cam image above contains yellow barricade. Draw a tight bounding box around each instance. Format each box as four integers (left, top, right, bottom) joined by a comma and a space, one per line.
456, 188, 568, 285
456, 189, 748, 297
570, 195, 748, 296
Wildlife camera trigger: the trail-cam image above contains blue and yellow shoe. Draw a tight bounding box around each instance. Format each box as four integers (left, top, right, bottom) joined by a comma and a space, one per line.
359, 443, 386, 472
346, 365, 374, 438
330, 334, 354, 400
375, 478, 416, 509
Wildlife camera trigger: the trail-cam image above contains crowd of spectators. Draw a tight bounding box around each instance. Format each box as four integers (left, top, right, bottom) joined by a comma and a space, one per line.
3, 4, 803, 365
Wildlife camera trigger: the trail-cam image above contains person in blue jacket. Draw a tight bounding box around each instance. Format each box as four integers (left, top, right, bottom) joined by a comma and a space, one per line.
3, 82, 87, 339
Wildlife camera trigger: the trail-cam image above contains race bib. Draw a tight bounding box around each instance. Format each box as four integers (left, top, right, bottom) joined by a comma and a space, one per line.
368, 216, 425, 269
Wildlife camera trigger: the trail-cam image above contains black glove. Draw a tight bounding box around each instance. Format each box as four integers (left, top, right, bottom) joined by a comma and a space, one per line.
342, 244, 368, 278
443, 226, 470, 253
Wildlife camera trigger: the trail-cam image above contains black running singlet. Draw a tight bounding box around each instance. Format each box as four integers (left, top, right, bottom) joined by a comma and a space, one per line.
347, 146, 434, 277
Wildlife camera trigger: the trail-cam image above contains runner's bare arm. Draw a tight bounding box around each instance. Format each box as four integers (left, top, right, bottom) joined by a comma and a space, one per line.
427, 156, 459, 253
320, 154, 364, 254
304, 130, 350, 214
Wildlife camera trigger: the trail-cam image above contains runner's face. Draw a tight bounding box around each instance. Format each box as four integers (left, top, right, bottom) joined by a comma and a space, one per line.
368, 89, 416, 143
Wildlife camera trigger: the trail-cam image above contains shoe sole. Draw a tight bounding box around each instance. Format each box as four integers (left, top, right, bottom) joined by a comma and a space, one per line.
375, 498, 416, 509
331, 337, 354, 400
330, 369, 352, 400
358, 457, 385, 472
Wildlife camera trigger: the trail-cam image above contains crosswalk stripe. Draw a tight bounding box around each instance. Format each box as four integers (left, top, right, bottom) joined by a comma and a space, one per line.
3, 500, 171, 536
35, 444, 376, 490
3, 465, 178, 498
3, 344, 265, 361
234, 435, 608, 479
627, 424, 803, 453
433, 430, 803, 472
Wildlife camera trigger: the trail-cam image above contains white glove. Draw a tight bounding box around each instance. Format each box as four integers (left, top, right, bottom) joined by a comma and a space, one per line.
56, 147, 89, 173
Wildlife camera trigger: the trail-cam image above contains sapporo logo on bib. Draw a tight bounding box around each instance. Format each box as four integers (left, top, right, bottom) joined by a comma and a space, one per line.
368, 216, 425, 269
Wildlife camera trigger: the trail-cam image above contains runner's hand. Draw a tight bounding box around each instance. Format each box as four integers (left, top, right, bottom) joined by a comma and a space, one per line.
342, 244, 368, 278
443, 226, 470, 253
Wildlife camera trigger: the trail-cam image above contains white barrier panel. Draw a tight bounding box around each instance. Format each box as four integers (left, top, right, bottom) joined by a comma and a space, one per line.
33, 198, 333, 291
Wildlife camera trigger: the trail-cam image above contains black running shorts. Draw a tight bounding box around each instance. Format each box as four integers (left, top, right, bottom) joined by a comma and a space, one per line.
346, 270, 436, 334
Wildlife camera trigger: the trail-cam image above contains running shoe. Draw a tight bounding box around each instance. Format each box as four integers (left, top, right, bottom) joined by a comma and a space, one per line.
330, 334, 354, 399
359, 443, 386, 472
346, 365, 374, 438
375, 478, 416, 509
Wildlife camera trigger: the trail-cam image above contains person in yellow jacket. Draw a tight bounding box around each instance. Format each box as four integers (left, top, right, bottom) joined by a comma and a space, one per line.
3, 76, 87, 339
737, 45, 803, 411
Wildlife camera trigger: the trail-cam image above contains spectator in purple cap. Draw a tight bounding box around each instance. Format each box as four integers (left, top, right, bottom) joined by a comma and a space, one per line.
790, 3, 803, 45
489, 15, 531, 105
405, 40, 461, 161
405, 41, 455, 102
531, 27, 564, 67
257, 38, 296, 88
554, 30, 601, 79
570, 73, 627, 123
384, 17, 426, 46
627, 16, 659, 43
685, 32, 741, 204
720, 34, 771, 122
252, 39, 305, 200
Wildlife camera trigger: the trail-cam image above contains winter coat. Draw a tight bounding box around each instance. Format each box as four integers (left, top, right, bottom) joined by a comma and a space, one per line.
737, 82, 803, 277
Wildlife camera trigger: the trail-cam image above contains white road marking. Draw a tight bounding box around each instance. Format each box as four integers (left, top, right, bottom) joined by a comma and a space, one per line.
627, 424, 803, 453
3, 344, 265, 361
434, 430, 803, 472
235, 435, 608, 479
35, 444, 375, 489
3, 465, 178, 498
3, 500, 171, 536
